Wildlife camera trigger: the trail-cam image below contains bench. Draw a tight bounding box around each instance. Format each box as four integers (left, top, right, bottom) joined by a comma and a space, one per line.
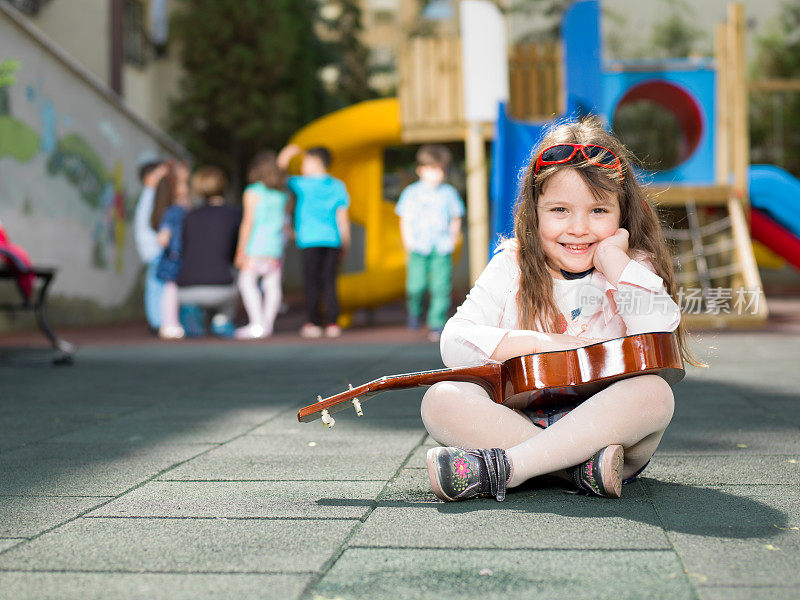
0, 262, 76, 360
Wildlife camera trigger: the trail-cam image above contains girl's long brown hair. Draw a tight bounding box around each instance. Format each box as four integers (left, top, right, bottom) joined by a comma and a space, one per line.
150, 169, 177, 230
248, 150, 285, 189
513, 118, 702, 366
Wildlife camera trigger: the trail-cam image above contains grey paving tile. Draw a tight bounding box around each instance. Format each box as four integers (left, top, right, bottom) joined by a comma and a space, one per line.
0, 437, 31, 452
406, 445, 430, 470
697, 586, 800, 600
0, 517, 354, 573
745, 394, 800, 426
134, 405, 286, 423
314, 548, 692, 600
89, 480, 385, 519
659, 485, 800, 586
45, 410, 278, 445
0, 572, 311, 600
0, 443, 214, 496
669, 533, 800, 586
251, 407, 424, 437
672, 390, 753, 413
351, 469, 668, 550
254, 389, 425, 434
643, 455, 800, 485
657, 420, 800, 455
0, 539, 25, 552
160, 432, 423, 481
648, 483, 799, 538
0, 496, 113, 537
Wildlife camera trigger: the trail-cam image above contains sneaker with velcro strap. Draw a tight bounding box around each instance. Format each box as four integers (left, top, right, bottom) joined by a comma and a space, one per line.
426, 446, 511, 502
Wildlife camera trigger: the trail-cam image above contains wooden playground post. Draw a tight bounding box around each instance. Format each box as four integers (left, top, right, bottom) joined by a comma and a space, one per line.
465, 123, 489, 285
724, 3, 767, 321
714, 22, 729, 186
727, 3, 749, 198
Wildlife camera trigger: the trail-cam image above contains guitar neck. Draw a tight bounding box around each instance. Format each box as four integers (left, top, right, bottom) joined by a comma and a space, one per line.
297, 362, 502, 422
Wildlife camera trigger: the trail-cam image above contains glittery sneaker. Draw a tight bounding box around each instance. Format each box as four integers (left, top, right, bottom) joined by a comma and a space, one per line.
426, 447, 510, 502
566, 444, 624, 498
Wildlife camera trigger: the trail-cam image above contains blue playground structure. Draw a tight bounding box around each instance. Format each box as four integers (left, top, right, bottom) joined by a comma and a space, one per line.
489, 0, 800, 272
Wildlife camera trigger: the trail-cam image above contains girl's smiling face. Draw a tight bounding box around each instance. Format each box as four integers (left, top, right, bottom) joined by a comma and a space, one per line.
536, 168, 621, 277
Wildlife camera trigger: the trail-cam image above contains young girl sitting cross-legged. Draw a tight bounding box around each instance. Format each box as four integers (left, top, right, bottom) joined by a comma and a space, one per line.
423, 118, 697, 502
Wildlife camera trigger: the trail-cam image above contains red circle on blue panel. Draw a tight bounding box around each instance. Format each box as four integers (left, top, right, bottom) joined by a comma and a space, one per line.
613, 81, 703, 165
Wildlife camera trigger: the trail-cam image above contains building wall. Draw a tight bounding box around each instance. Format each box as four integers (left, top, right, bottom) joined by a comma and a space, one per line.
22, 0, 183, 129
123, 48, 183, 131
27, 0, 110, 84
0, 3, 186, 329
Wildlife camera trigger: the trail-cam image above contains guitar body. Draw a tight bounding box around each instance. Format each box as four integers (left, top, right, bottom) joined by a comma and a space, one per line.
498, 332, 685, 410
298, 332, 685, 425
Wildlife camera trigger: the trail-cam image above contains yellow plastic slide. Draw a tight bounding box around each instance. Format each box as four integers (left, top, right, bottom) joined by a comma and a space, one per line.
288, 98, 406, 326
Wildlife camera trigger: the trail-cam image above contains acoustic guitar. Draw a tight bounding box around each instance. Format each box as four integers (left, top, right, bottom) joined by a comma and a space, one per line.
297, 332, 685, 428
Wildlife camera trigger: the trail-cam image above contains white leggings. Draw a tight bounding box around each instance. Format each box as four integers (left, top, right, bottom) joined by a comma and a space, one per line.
237, 266, 282, 335
420, 374, 674, 487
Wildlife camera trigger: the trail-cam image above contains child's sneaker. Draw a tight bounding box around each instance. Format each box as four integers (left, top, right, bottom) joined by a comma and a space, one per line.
179, 304, 206, 337
566, 444, 624, 498
324, 324, 342, 338
407, 315, 422, 330
426, 446, 510, 502
234, 324, 267, 340
299, 323, 323, 339
158, 325, 185, 340
427, 328, 442, 343
210, 314, 235, 338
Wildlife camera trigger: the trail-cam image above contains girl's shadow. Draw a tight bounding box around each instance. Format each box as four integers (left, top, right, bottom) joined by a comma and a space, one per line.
319, 476, 789, 540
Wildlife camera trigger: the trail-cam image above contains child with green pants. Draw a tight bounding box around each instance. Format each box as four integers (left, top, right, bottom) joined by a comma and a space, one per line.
396, 145, 465, 342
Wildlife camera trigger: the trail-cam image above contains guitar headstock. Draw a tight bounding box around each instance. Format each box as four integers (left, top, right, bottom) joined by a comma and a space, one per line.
297, 382, 373, 427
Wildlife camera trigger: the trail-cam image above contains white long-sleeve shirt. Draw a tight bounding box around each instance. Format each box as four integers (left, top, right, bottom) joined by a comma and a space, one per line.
133, 186, 161, 264
440, 242, 681, 368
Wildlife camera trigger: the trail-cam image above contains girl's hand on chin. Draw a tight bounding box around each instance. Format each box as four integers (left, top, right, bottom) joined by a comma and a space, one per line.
593, 228, 629, 269
598, 228, 629, 252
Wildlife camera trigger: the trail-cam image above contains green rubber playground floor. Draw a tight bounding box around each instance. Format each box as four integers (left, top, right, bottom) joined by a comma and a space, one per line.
1, 326, 799, 599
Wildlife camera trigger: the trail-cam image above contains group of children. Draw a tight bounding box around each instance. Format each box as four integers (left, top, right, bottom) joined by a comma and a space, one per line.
134, 142, 463, 343
135, 145, 353, 340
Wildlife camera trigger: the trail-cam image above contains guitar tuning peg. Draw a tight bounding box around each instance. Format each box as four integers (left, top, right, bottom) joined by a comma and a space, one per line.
320, 409, 335, 428
352, 397, 363, 416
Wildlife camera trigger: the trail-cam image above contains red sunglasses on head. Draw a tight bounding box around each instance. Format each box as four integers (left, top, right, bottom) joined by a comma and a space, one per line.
534, 143, 622, 176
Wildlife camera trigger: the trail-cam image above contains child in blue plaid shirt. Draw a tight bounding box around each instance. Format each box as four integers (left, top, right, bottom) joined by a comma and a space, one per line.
395, 145, 465, 342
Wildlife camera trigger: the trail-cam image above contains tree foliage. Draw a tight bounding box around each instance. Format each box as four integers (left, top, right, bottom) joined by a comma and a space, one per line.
749, 1, 800, 175
648, 0, 703, 59
319, 0, 375, 109
167, 0, 327, 191
505, 0, 573, 42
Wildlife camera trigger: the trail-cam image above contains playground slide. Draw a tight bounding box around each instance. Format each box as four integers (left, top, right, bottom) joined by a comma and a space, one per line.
288, 98, 406, 324
749, 164, 800, 272
489, 103, 547, 249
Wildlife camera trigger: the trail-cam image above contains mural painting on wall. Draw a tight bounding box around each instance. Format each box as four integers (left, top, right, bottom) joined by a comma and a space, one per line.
1, 58, 134, 273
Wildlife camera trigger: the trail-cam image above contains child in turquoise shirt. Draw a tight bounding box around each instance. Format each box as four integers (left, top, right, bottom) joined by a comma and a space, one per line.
278, 144, 351, 338
234, 151, 290, 339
